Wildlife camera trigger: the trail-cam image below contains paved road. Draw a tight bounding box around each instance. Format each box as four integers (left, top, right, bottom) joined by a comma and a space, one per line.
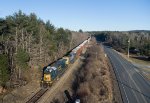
104, 46, 150, 103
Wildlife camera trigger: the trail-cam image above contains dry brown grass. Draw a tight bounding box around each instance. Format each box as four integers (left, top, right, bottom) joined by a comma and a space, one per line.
71, 38, 113, 103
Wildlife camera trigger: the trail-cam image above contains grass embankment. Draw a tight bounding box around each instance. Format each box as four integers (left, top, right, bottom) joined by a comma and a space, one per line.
130, 57, 150, 66
113, 49, 149, 65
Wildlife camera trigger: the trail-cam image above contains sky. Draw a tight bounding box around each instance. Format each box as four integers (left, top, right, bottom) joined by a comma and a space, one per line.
0, 0, 150, 31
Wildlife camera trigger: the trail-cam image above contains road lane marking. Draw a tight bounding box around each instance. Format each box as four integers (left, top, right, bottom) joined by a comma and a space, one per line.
113, 49, 150, 87
114, 51, 147, 103
110, 51, 142, 103
133, 67, 150, 87
107, 50, 130, 103
134, 68, 139, 73
114, 52, 148, 103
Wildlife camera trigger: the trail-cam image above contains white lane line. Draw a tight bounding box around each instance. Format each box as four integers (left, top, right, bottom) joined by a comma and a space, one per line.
133, 67, 150, 86
108, 51, 130, 103
118, 60, 140, 103
115, 53, 147, 103
116, 54, 148, 103
114, 52, 144, 102
113, 49, 150, 86
134, 68, 139, 73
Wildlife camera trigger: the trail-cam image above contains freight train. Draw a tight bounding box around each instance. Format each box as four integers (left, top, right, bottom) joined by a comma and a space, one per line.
41, 37, 91, 87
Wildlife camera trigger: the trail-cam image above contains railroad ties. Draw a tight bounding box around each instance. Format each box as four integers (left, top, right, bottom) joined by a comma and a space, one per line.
26, 88, 48, 103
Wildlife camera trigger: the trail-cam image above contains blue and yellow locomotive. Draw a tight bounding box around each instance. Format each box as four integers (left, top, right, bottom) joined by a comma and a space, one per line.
41, 37, 91, 87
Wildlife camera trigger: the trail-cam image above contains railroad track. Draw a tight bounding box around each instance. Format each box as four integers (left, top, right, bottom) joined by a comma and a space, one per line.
26, 88, 48, 103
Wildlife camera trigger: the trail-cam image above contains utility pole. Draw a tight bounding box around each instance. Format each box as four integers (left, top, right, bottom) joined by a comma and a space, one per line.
127, 38, 130, 58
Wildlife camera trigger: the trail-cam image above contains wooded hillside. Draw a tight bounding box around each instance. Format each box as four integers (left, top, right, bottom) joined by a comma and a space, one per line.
0, 10, 88, 89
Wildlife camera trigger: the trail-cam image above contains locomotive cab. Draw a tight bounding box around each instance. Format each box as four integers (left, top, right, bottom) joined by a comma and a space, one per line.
41, 66, 53, 87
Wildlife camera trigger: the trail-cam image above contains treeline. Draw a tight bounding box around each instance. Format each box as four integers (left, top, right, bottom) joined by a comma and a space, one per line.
0, 10, 88, 88
93, 31, 150, 57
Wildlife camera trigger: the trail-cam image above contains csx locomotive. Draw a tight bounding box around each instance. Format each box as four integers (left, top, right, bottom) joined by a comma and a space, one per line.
41, 37, 91, 87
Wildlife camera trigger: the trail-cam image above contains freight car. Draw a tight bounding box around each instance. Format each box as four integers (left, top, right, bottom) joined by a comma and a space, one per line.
41, 37, 91, 87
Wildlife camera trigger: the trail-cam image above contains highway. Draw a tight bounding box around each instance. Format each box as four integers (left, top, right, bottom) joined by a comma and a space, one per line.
104, 46, 150, 103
